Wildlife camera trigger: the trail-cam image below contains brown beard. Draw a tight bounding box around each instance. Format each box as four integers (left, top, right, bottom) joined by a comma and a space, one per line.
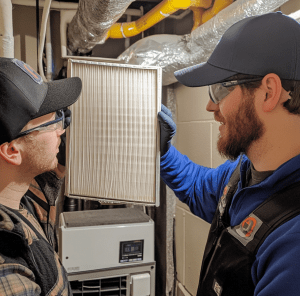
217, 92, 265, 160
20, 134, 58, 177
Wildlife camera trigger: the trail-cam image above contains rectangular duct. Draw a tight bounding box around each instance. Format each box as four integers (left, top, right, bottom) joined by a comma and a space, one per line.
66, 59, 161, 205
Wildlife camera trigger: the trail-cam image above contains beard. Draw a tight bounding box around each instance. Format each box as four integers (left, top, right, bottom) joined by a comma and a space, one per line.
21, 134, 59, 177
216, 92, 265, 160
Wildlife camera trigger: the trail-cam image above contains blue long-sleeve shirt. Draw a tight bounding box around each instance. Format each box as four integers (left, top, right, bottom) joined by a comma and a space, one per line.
161, 146, 300, 296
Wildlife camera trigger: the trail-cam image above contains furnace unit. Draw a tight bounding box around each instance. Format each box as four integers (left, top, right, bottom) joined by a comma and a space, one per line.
59, 208, 155, 296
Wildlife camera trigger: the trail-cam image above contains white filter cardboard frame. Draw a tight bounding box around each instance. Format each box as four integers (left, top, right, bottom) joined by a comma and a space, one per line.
66, 59, 161, 206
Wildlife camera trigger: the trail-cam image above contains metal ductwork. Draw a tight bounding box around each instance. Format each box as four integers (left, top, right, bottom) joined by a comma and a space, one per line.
67, 0, 135, 54
66, 0, 235, 55
118, 0, 290, 85
67, 0, 290, 85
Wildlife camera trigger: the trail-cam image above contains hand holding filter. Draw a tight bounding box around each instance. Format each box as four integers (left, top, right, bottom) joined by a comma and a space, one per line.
158, 104, 176, 156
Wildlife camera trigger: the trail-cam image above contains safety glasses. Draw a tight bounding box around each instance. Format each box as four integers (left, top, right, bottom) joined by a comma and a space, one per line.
15, 110, 65, 139
208, 77, 263, 104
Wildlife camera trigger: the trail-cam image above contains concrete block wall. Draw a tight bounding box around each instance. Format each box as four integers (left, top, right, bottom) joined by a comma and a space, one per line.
174, 83, 225, 296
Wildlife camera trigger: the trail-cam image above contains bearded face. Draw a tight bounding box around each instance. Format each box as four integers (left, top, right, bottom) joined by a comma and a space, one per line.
216, 90, 265, 160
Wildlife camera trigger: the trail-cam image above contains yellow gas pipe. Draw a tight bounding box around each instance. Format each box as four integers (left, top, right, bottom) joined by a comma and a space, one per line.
190, 6, 206, 31
106, 0, 213, 39
190, 0, 234, 30
202, 0, 234, 24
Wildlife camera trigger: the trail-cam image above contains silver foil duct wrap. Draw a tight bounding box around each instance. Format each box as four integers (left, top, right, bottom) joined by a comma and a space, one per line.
67, 0, 134, 54
118, 0, 290, 85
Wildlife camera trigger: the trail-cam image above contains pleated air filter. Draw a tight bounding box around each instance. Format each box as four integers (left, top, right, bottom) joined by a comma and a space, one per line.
66, 59, 161, 206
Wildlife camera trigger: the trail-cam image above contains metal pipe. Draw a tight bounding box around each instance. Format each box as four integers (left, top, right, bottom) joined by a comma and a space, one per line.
38, 0, 51, 81
0, 0, 14, 58
107, 0, 204, 39
107, 0, 216, 39
67, 0, 230, 54
46, 17, 52, 80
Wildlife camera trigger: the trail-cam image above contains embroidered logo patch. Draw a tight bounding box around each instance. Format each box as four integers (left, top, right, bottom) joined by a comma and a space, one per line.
239, 217, 257, 237
12, 59, 43, 84
228, 214, 263, 246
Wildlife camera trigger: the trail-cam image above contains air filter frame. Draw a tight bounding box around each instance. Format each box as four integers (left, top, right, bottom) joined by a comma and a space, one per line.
66, 59, 161, 206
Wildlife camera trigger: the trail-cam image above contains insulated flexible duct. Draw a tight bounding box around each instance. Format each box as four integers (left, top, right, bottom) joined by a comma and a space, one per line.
67, 0, 135, 54
118, 0, 290, 85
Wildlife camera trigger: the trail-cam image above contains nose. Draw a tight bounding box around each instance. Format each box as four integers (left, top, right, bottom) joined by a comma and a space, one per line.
206, 99, 219, 112
57, 128, 66, 137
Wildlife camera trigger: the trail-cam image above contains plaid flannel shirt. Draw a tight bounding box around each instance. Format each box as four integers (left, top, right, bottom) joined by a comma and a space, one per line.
0, 168, 71, 295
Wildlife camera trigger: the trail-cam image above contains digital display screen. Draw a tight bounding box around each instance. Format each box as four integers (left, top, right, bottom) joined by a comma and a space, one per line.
123, 243, 141, 254
119, 240, 144, 263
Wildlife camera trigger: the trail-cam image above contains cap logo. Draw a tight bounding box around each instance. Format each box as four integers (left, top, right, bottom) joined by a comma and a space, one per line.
12, 59, 43, 85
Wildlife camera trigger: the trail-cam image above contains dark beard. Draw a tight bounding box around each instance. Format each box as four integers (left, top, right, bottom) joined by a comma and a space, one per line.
217, 94, 264, 160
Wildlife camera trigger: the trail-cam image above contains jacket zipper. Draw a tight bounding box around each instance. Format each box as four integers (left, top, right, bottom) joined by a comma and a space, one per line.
202, 233, 223, 281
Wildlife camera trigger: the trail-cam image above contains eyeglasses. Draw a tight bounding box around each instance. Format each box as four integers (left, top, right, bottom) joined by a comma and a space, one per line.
208, 77, 263, 104
15, 110, 65, 139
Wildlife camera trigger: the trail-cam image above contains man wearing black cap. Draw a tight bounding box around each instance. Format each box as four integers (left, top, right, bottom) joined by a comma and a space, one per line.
159, 12, 300, 296
0, 58, 82, 295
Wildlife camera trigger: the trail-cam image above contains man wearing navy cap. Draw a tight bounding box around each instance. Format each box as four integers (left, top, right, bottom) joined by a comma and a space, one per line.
159, 12, 300, 296
0, 58, 82, 295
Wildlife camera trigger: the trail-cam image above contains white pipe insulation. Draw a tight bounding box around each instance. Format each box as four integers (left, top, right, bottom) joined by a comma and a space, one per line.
0, 0, 14, 58
46, 18, 52, 80
38, 0, 52, 81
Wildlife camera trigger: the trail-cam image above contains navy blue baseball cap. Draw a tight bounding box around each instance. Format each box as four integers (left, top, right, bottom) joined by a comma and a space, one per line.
174, 12, 300, 87
0, 58, 82, 144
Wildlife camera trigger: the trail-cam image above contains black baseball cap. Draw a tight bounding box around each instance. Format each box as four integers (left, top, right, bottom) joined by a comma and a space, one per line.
174, 12, 300, 87
0, 58, 82, 144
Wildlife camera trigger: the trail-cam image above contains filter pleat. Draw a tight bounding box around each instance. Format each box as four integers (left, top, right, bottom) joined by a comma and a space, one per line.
67, 60, 160, 204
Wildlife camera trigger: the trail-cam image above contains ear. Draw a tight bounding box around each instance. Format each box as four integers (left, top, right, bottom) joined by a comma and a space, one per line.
0, 141, 22, 165
261, 74, 283, 112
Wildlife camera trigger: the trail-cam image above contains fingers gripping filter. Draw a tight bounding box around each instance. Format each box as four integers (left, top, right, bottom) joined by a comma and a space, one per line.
0, 58, 82, 145
175, 12, 300, 87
